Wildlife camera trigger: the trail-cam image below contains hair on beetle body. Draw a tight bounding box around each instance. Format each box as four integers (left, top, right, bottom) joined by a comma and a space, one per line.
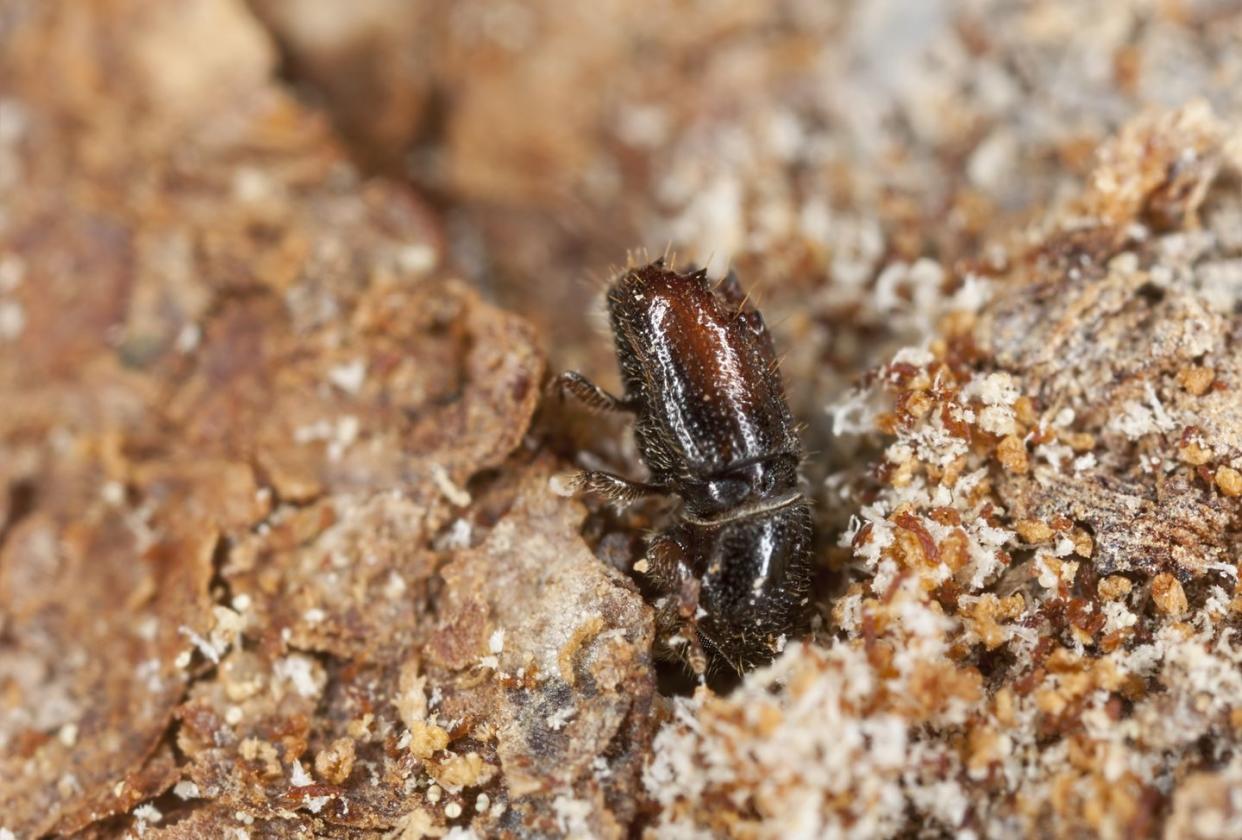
551, 258, 814, 675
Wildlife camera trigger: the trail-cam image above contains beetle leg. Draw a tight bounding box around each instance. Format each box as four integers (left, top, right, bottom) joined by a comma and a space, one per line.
550, 371, 635, 413
646, 535, 708, 676
550, 470, 664, 504
652, 596, 708, 677
675, 584, 709, 676
642, 532, 684, 588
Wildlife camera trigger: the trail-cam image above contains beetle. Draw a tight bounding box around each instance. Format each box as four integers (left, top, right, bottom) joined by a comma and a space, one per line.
552, 259, 813, 674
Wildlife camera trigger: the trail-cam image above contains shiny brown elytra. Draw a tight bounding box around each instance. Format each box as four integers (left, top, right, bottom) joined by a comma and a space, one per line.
553, 259, 813, 674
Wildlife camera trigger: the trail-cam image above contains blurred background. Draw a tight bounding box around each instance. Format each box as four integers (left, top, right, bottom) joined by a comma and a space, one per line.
6, 0, 1241, 566
246, 0, 1242, 463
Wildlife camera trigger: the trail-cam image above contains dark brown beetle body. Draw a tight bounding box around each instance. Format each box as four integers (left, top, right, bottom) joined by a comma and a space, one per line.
554, 260, 812, 673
